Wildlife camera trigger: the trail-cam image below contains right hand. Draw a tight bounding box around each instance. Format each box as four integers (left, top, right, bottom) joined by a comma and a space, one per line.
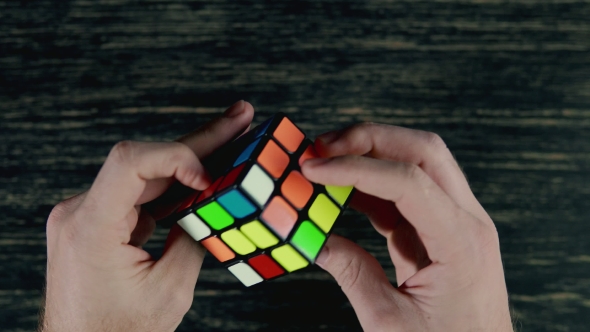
301, 123, 513, 331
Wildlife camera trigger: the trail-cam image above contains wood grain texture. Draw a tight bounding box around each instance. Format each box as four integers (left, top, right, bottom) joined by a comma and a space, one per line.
1, 0, 589, 331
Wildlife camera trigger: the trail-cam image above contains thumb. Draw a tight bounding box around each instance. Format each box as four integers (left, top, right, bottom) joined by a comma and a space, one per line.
151, 224, 206, 308
316, 235, 402, 329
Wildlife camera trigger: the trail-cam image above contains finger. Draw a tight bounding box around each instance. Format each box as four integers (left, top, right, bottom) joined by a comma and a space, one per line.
152, 224, 206, 300
349, 191, 402, 237
137, 178, 177, 207
142, 101, 255, 218
303, 156, 475, 263
46, 191, 88, 257
315, 235, 403, 331
83, 141, 210, 232
315, 123, 490, 223
350, 192, 430, 284
177, 100, 254, 157
387, 218, 431, 284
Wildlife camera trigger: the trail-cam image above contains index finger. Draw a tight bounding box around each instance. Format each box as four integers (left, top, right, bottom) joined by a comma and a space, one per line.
140, 101, 255, 217
177, 100, 254, 158
302, 155, 481, 264
82, 141, 210, 230
314, 123, 490, 223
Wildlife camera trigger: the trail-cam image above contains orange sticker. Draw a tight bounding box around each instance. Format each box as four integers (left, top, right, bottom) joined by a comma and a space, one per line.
281, 171, 313, 209
257, 140, 289, 179
201, 237, 235, 262
273, 117, 304, 152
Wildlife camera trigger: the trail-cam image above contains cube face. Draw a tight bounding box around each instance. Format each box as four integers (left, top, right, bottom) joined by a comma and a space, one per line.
172, 113, 354, 287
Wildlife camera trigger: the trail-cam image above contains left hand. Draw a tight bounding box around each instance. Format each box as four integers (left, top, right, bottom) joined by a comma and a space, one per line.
41, 101, 254, 332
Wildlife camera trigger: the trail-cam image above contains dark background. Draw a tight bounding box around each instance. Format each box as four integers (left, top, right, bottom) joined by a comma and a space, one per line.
1, 0, 589, 331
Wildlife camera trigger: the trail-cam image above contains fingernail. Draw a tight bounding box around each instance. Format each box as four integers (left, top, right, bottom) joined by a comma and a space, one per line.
317, 131, 341, 145
303, 158, 330, 167
315, 245, 329, 267
224, 100, 245, 117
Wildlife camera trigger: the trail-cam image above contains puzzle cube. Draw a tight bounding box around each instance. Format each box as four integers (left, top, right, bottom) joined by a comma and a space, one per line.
172, 113, 354, 287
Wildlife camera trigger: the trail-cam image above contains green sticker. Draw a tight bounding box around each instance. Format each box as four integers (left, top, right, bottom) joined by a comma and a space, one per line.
291, 221, 326, 261
196, 201, 234, 230
325, 185, 353, 206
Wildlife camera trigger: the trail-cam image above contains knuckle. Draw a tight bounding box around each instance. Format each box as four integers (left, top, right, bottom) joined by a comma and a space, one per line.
176, 167, 198, 186
348, 122, 375, 141
400, 163, 439, 201
46, 202, 69, 237
46, 194, 83, 234
47, 201, 70, 226
341, 122, 375, 145
421, 131, 465, 183
423, 132, 458, 166
168, 143, 199, 176
109, 140, 137, 166
403, 163, 426, 183
168, 142, 193, 162
181, 169, 202, 189
47, 200, 82, 246
354, 121, 377, 132
424, 132, 447, 151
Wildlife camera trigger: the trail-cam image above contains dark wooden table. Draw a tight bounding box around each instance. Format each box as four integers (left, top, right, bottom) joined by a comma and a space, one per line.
1, 1, 589, 331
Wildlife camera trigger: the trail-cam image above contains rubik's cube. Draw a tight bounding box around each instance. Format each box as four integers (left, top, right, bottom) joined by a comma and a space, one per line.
172, 113, 353, 287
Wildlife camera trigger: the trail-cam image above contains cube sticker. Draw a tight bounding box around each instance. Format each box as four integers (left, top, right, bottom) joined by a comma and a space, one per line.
177, 214, 210, 241
241, 165, 274, 206
271, 244, 309, 272
248, 254, 285, 279
261, 196, 298, 240
240, 220, 279, 249
221, 229, 257, 255
201, 237, 235, 262
228, 262, 264, 287
170, 113, 354, 287
291, 221, 326, 261
281, 171, 313, 209
196, 202, 234, 230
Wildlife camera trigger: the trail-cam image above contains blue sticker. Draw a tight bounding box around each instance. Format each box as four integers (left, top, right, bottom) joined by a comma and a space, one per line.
233, 138, 260, 167
253, 118, 273, 138
218, 189, 257, 219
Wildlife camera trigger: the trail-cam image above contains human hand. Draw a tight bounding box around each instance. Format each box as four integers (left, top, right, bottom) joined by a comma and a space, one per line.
301, 123, 513, 331
41, 101, 254, 332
